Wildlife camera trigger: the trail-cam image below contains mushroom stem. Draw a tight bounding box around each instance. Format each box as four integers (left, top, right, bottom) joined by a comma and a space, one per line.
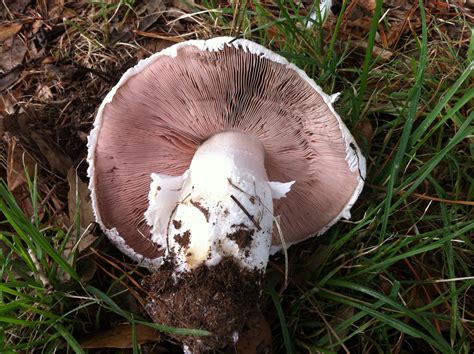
146, 131, 292, 273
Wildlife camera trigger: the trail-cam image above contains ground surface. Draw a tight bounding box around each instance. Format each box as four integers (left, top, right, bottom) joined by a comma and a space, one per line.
1, 0, 473, 353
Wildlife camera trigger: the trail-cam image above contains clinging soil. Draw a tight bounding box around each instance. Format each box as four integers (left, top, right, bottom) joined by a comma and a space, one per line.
143, 257, 264, 352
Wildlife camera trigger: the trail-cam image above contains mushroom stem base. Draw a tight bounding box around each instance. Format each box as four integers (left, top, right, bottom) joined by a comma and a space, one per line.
144, 257, 263, 352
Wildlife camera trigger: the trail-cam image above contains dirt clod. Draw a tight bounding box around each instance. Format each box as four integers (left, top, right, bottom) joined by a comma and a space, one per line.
172, 219, 182, 229
173, 230, 191, 249
144, 258, 264, 352
227, 226, 254, 249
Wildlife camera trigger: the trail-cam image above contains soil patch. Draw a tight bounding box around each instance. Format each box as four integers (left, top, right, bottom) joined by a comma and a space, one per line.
227, 226, 254, 249
143, 257, 264, 352
173, 230, 191, 249
172, 220, 182, 229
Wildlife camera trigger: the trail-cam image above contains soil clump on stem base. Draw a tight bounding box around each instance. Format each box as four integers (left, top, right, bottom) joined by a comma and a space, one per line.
143, 257, 264, 352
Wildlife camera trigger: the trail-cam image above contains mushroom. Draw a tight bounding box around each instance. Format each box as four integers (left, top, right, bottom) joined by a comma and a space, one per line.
87, 37, 365, 351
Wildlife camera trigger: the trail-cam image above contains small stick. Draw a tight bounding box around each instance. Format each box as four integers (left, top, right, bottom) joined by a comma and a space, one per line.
27, 248, 51, 290
230, 194, 261, 231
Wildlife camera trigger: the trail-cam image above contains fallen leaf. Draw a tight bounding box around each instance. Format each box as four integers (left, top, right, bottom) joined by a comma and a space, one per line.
81, 323, 161, 349
0, 89, 20, 115
79, 257, 97, 283
352, 39, 394, 60
0, 23, 22, 42
359, 0, 376, 13
35, 84, 53, 100
4, 0, 32, 13
30, 131, 72, 176
385, 0, 410, 6
6, 135, 35, 191
5, 134, 36, 216
0, 65, 22, 91
171, 0, 195, 12
354, 117, 374, 147
0, 36, 27, 73
66, 166, 95, 230
46, 0, 64, 19
145, 0, 165, 14
61, 166, 97, 282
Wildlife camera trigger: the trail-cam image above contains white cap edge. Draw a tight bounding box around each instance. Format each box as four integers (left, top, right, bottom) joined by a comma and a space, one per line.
87, 36, 366, 263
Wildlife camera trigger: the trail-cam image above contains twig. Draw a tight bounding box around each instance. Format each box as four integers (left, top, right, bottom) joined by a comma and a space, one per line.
230, 194, 261, 231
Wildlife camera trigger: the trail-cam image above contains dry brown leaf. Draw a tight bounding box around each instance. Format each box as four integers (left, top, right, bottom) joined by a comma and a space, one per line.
35, 84, 54, 100
5, 135, 36, 216
61, 230, 97, 283
172, 0, 195, 12
46, 0, 64, 18
4, 0, 32, 13
0, 89, 20, 115
0, 65, 22, 91
354, 117, 374, 147
140, 0, 165, 15
385, 0, 411, 6
66, 166, 95, 229
6, 135, 35, 191
0, 36, 27, 73
62, 167, 97, 277
80, 323, 161, 349
79, 257, 97, 283
30, 131, 72, 176
0, 23, 23, 42
359, 0, 376, 13
352, 39, 394, 60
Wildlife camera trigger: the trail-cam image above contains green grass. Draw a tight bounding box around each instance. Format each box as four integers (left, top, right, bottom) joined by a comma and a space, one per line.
202, 1, 473, 353
1, 0, 473, 352
0, 179, 209, 352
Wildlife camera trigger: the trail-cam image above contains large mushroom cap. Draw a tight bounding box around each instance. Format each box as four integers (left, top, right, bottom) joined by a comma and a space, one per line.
87, 37, 365, 267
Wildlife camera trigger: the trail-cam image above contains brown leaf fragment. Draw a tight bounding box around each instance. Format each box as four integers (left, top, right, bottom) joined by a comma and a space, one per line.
0, 65, 22, 92
0, 36, 27, 73
359, 0, 376, 13
80, 323, 161, 349
4, 0, 32, 13
30, 131, 72, 176
346, 0, 375, 21
79, 257, 97, 283
385, 0, 410, 6
0, 89, 20, 115
144, 0, 165, 15
354, 117, 374, 145
5, 135, 36, 216
61, 167, 97, 282
46, 0, 64, 19
66, 166, 95, 229
0, 23, 23, 43
171, 0, 196, 12
352, 39, 394, 60
6, 135, 35, 192
35, 84, 53, 100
